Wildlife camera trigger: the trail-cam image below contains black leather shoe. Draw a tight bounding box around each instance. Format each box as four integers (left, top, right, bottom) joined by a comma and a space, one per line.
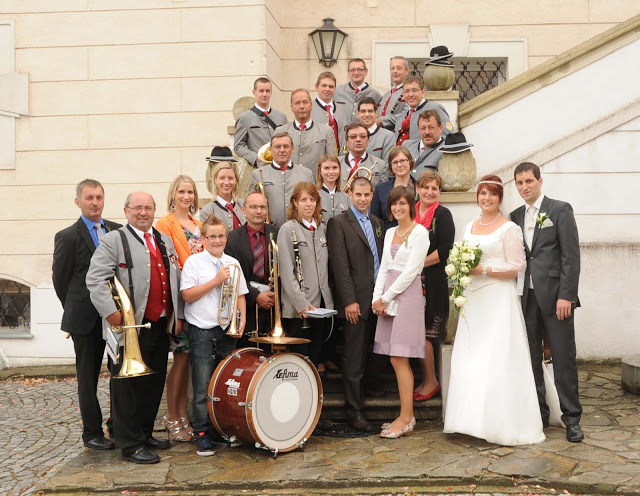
347, 415, 376, 432
84, 436, 115, 450
145, 436, 170, 450
123, 447, 160, 464
365, 388, 385, 398
566, 424, 584, 442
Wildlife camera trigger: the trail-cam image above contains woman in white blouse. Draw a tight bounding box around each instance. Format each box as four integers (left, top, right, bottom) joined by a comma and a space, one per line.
372, 186, 430, 438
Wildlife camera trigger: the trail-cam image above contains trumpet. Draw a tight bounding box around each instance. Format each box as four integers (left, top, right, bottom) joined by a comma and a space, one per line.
343, 166, 374, 193
218, 263, 243, 337
254, 168, 271, 224
108, 276, 154, 379
257, 142, 273, 163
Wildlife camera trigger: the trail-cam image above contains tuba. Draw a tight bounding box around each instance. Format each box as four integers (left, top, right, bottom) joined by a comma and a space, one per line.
250, 239, 309, 346
108, 276, 154, 379
257, 142, 273, 164
218, 263, 243, 337
343, 166, 374, 194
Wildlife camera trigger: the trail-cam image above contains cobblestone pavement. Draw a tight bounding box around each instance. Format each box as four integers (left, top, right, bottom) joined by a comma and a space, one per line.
2, 364, 640, 495
0, 375, 110, 496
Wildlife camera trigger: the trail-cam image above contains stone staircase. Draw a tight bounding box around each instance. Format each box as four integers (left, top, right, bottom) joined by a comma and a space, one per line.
319, 363, 442, 422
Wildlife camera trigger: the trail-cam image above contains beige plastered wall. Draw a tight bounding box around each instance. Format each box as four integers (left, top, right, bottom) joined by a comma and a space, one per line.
0, 0, 639, 361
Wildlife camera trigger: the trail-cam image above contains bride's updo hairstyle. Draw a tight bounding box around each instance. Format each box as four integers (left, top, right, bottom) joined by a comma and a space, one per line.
476, 174, 504, 204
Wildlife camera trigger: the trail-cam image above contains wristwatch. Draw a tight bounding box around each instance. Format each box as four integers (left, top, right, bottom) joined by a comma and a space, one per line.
482, 266, 487, 278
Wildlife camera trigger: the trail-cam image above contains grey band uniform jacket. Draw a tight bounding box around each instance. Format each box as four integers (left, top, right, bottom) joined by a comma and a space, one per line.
339, 153, 387, 189
86, 226, 184, 346
335, 82, 383, 123
378, 85, 407, 126
405, 137, 444, 180
367, 125, 395, 162
391, 100, 453, 143
199, 199, 246, 231
275, 121, 336, 177
247, 163, 314, 229
277, 220, 333, 318
319, 188, 351, 225
234, 107, 288, 166
311, 99, 350, 150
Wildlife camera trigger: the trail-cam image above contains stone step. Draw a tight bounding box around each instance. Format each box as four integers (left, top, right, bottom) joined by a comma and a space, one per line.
318, 370, 442, 421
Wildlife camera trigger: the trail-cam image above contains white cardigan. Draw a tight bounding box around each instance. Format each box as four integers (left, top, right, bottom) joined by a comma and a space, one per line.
373, 223, 430, 304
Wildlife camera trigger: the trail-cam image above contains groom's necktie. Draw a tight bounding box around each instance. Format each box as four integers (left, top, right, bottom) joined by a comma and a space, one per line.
524, 205, 536, 249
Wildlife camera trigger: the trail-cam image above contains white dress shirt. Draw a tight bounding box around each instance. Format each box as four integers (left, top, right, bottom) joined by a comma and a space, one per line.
524, 193, 545, 289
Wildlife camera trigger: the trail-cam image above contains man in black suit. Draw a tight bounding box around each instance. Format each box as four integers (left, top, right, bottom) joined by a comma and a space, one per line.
225, 191, 277, 348
52, 179, 121, 450
327, 177, 384, 432
510, 162, 584, 442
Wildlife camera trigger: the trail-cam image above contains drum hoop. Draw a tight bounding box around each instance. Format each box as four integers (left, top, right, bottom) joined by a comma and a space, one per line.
208, 347, 265, 439
245, 352, 324, 452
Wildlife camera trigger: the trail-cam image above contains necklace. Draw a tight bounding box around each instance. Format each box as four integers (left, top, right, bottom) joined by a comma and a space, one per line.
479, 213, 501, 226
396, 220, 416, 237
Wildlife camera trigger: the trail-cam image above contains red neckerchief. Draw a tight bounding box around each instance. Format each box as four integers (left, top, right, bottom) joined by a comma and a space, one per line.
415, 201, 439, 230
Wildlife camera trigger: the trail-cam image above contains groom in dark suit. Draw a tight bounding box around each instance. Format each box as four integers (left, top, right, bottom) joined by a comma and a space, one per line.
52, 179, 121, 450
327, 177, 384, 432
225, 191, 278, 348
510, 162, 583, 442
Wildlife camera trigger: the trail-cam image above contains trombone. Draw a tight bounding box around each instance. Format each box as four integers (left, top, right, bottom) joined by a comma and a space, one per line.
250, 239, 309, 346
343, 166, 373, 193
108, 276, 154, 379
218, 263, 243, 337
253, 168, 271, 224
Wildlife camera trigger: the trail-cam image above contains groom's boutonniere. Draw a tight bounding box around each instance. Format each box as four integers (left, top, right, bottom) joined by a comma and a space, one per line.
537, 212, 553, 229
375, 226, 382, 238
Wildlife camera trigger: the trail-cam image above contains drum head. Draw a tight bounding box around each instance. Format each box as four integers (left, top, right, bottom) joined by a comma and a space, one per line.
248, 353, 322, 451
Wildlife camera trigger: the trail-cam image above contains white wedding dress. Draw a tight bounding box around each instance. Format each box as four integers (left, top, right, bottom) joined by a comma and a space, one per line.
443, 221, 558, 446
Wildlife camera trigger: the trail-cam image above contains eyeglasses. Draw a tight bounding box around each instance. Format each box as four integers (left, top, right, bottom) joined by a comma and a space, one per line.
348, 68, 366, 73
246, 205, 268, 211
391, 158, 410, 166
205, 234, 227, 241
404, 88, 423, 94
126, 206, 154, 213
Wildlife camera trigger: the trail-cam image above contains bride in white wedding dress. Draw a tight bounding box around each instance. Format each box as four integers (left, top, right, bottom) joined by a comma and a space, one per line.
443, 175, 558, 446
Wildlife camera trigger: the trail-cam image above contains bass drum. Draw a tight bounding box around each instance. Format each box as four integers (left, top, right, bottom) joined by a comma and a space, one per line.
208, 348, 323, 453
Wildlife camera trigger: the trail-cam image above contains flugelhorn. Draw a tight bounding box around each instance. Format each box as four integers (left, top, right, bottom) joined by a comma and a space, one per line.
108, 276, 154, 379
218, 263, 243, 337
257, 142, 273, 164
343, 166, 373, 193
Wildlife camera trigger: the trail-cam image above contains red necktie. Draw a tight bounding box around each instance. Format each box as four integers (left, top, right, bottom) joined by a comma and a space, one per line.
264, 110, 269, 116
280, 164, 289, 171
144, 232, 157, 258
226, 203, 241, 229
348, 157, 362, 179
396, 108, 415, 146
299, 123, 306, 132
354, 87, 360, 95
380, 86, 399, 117
309, 225, 315, 232
325, 105, 340, 146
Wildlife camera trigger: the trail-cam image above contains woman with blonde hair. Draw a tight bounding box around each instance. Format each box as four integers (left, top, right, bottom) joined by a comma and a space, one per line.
200, 162, 246, 231
316, 153, 350, 225
155, 174, 203, 442
277, 182, 333, 371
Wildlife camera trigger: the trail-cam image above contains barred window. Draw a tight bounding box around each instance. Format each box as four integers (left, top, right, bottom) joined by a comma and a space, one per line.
408, 57, 507, 104
0, 279, 30, 330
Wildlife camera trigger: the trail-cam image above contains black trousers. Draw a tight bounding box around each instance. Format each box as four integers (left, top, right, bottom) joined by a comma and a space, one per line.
109, 318, 169, 455
71, 322, 107, 443
524, 289, 582, 426
341, 316, 386, 416
282, 317, 324, 366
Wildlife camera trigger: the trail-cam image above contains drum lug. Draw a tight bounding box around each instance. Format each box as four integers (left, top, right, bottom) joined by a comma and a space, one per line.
207, 395, 220, 402
232, 351, 242, 359
259, 355, 267, 362
238, 401, 246, 407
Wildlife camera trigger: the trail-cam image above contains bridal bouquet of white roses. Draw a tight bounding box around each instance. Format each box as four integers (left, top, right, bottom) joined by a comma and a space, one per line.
445, 241, 482, 317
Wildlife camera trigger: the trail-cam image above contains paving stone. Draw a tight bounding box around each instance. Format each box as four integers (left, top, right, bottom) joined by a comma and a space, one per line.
489, 450, 577, 477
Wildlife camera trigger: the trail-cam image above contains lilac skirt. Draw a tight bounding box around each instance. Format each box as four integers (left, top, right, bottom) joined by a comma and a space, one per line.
373, 269, 426, 358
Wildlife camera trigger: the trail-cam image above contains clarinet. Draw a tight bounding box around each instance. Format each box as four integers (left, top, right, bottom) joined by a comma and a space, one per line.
291, 230, 311, 330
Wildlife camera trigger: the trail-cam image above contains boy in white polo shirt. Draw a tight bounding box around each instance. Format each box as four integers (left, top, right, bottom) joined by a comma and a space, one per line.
180, 215, 248, 456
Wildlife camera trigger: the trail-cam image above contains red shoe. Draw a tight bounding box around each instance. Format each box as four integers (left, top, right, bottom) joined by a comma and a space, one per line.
413, 384, 441, 402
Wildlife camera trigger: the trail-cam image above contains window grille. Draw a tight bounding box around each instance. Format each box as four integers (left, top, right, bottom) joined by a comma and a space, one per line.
0, 279, 30, 329
408, 58, 507, 104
